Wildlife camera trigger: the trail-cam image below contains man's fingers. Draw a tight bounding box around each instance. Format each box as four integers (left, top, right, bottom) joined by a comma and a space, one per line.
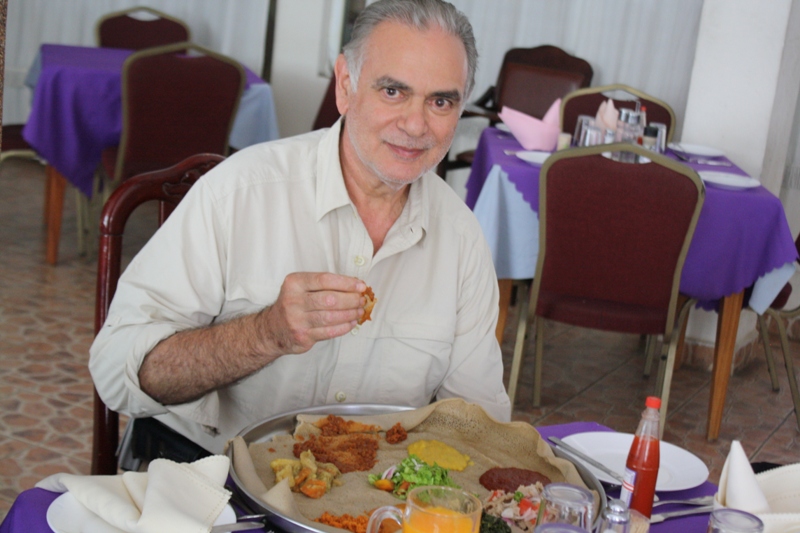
293, 272, 366, 294
306, 289, 364, 311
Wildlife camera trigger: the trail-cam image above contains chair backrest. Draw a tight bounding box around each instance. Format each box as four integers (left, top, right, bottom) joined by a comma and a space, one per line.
531, 143, 704, 337
494, 45, 593, 110
96, 6, 190, 50
561, 84, 676, 142
496, 64, 587, 119
113, 42, 244, 183
92, 153, 225, 475
313, 76, 340, 131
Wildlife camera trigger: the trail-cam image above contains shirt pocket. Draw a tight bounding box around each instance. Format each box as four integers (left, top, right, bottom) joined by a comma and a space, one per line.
363, 319, 455, 405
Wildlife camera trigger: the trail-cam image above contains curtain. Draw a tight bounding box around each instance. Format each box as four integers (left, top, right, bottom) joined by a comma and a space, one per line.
3, 0, 268, 124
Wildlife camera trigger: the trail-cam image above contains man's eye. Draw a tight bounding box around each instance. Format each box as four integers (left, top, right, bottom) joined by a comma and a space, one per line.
384, 87, 399, 97
432, 97, 453, 110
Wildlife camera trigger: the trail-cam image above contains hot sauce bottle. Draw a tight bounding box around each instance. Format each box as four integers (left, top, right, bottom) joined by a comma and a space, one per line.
619, 396, 661, 518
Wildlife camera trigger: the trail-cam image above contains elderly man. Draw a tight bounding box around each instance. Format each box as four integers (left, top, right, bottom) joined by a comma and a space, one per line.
90, 0, 511, 456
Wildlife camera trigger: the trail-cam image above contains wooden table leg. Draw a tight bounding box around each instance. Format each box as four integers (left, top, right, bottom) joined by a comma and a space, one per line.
45, 165, 67, 265
707, 291, 744, 440
496, 279, 514, 345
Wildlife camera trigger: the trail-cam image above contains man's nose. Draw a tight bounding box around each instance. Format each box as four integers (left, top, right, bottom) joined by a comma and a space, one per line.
397, 101, 428, 137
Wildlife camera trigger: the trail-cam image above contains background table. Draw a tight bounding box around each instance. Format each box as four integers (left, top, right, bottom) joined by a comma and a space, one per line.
467, 128, 798, 439
22, 44, 280, 264
0, 421, 717, 533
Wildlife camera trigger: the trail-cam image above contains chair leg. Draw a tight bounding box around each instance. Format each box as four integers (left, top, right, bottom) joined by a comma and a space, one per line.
534, 317, 544, 407
507, 282, 530, 407
767, 309, 800, 430
45, 165, 66, 265
656, 298, 695, 437
757, 314, 780, 391
643, 335, 658, 377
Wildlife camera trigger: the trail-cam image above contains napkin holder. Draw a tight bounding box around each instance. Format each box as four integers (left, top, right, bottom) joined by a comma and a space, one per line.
498, 104, 560, 151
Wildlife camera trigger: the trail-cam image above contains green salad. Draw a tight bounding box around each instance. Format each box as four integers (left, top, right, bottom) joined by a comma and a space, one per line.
368, 454, 460, 499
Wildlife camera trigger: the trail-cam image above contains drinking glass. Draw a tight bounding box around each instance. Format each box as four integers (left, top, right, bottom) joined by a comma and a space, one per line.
366, 486, 482, 533
537, 482, 594, 531
573, 115, 595, 146
578, 125, 603, 147
534, 524, 587, 533
649, 122, 668, 153
707, 509, 764, 533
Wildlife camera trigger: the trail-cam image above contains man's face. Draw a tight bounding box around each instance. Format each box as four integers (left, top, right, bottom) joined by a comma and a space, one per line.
335, 21, 468, 189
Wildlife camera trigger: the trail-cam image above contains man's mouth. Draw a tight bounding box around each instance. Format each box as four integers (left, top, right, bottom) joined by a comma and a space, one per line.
386, 142, 428, 160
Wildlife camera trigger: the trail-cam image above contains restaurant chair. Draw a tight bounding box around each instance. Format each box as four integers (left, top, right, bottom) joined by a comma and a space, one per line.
77, 42, 245, 255
561, 84, 676, 144
92, 153, 225, 475
508, 143, 705, 436
0, 124, 39, 165
438, 45, 593, 178
96, 6, 190, 50
312, 75, 341, 131
751, 233, 800, 430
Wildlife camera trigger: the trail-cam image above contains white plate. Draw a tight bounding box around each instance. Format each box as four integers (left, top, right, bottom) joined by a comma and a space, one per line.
46, 492, 237, 533
668, 142, 725, 158
516, 150, 551, 165
698, 171, 761, 190
561, 432, 709, 491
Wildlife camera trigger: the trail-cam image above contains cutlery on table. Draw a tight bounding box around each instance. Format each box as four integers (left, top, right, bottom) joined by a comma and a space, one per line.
672, 151, 732, 166
210, 521, 269, 532
649, 505, 714, 523
652, 495, 714, 507
547, 436, 625, 485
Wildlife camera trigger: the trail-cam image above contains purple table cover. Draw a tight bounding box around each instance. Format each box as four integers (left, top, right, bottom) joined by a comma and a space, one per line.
466, 128, 798, 308
0, 422, 715, 533
22, 44, 263, 198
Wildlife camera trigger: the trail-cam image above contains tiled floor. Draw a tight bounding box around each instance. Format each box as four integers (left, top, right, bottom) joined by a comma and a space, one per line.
0, 158, 798, 521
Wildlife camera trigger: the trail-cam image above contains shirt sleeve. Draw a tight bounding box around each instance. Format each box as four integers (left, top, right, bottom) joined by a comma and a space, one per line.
435, 222, 512, 422
88, 177, 227, 430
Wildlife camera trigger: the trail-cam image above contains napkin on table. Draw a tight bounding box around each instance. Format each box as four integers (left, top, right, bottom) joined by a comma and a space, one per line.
715, 440, 800, 533
498, 98, 561, 151
36, 455, 231, 533
594, 98, 619, 132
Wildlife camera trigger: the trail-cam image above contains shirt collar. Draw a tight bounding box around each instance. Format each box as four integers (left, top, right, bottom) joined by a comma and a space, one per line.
314, 117, 431, 238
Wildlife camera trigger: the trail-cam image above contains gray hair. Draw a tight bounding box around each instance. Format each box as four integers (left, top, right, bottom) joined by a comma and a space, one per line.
342, 0, 478, 101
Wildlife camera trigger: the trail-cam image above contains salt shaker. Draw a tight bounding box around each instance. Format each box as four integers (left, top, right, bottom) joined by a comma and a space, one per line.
595, 499, 630, 533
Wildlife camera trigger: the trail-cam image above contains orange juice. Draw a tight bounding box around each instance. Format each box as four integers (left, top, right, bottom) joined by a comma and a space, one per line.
404, 506, 479, 533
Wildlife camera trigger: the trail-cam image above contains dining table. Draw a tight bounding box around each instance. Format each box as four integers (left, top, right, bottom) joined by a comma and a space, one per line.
467, 127, 799, 441
0, 421, 718, 533
22, 44, 280, 264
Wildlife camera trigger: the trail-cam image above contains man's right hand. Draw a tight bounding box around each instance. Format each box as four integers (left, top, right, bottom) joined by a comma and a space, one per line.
258, 272, 367, 354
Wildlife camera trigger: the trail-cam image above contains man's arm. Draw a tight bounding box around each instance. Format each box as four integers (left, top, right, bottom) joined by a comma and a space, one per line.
138, 272, 366, 405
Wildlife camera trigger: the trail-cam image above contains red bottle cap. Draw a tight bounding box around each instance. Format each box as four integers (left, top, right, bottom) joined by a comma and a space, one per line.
646, 396, 662, 409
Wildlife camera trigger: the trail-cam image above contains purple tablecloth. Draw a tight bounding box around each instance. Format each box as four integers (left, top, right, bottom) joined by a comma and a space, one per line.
466, 128, 798, 309
22, 44, 265, 198
0, 421, 715, 533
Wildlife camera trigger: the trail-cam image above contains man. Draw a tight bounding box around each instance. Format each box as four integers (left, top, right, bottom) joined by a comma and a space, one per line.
90, 0, 511, 455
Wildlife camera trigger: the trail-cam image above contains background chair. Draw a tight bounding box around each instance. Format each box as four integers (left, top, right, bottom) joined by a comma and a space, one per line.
0, 124, 38, 165
93, 153, 224, 475
561, 84, 676, 144
751, 233, 800, 430
96, 6, 190, 50
77, 42, 245, 255
312, 76, 340, 131
508, 144, 705, 435
438, 44, 592, 178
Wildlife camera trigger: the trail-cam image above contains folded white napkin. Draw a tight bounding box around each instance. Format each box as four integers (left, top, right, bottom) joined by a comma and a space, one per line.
594, 98, 619, 132
36, 455, 231, 533
498, 99, 561, 151
716, 440, 771, 514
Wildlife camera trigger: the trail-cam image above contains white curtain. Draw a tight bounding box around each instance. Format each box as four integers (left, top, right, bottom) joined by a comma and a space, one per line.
3, 0, 268, 124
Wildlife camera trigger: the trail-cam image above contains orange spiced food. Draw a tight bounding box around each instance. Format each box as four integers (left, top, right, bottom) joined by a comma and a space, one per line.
359, 286, 377, 325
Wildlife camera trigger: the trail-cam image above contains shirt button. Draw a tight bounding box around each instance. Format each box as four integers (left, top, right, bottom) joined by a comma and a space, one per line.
351, 326, 360, 335
335, 391, 347, 402
354, 255, 365, 266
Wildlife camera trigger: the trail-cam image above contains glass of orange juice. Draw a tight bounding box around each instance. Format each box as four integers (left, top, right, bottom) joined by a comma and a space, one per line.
366, 486, 482, 533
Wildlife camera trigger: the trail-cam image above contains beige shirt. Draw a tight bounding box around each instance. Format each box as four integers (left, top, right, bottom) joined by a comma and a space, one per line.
89, 120, 511, 453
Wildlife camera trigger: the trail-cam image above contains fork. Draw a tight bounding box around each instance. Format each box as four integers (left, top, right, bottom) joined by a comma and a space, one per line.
652, 495, 714, 507
672, 151, 732, 167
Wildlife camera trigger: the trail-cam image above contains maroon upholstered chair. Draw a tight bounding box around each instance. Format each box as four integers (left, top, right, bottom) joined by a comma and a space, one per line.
508, 143, 705, 434
0, 124, 38, 164
561, 84, 676, 144
751, 233, 800, 430
439, 45, 592, 178
78, 42, 244, 254
313, 76, 340, 131
92, 153, 224, 475
96, 6, 190, 51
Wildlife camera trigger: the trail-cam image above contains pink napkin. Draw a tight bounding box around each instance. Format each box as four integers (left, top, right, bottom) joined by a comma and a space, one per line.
594, 99, 619, 132
498, 99, 561, 151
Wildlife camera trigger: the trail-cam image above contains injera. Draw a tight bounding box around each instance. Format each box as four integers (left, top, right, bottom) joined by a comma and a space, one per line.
230, 398, 594, 533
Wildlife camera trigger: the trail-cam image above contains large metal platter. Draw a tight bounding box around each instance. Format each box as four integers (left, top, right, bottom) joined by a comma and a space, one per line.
228, 404, 607, 533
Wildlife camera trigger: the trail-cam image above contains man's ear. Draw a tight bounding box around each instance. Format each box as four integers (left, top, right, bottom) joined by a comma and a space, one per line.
334, 54, 352, 115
